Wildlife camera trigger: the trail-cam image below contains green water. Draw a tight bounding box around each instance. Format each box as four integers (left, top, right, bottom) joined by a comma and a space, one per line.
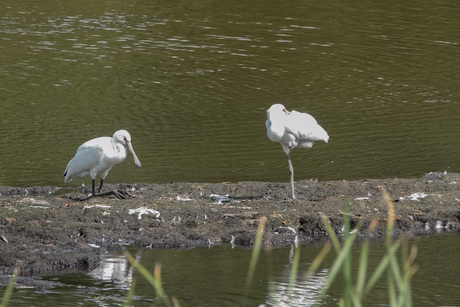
3, 232, 460, 306
1, 0, 459, 187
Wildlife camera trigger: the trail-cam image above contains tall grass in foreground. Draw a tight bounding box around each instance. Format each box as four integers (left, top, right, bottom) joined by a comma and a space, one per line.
0, 268, 19, 307
122, 188, 417, 307
309, 188, 418, 307
124, 251, 180, 307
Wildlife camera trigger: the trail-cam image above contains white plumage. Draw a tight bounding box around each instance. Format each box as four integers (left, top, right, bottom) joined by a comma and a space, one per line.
64, 129, 141, 198
266, 104, 328, 200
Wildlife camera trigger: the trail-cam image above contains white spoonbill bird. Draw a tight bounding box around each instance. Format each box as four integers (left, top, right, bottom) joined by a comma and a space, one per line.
266, 104, 329, 200
63, 129, 142, 199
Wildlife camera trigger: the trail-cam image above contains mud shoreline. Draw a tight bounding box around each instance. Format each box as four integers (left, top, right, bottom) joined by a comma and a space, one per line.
1, 172, 459, 286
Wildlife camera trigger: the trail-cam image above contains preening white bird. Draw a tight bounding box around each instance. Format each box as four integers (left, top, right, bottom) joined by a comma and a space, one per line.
63, 129, 142, 199
266, 104, 329, 200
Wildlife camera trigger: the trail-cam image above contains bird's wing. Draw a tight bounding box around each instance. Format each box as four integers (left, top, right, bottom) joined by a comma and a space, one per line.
285, 111, 329, 143
266, 119, 284, 142
64, 142, 104, 181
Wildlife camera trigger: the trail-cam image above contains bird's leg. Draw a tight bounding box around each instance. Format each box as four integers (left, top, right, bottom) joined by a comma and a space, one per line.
286, 153, 296, 200
90, 178, 133, 199
91, 179, 96, 196
94, 189, 133, 199
98, 179, 104, 193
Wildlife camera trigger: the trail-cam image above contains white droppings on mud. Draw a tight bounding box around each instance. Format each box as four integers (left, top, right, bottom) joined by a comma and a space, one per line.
355, 192, 372, 200
176, 195, 192, 202
129, 207, 160, 220
399, 192, 442, 201
19, 197, 49, 206
84, 204, 111, 209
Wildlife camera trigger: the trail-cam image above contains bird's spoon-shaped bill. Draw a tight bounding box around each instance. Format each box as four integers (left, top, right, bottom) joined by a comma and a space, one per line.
127, 141, 142, 167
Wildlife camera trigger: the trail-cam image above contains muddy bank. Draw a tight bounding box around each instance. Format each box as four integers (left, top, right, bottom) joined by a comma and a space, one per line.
0, 172, 459, 281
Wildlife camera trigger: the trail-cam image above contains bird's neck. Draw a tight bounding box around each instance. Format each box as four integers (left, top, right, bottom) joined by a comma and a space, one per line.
110, 141, 127, 157
268, 118, 285, 139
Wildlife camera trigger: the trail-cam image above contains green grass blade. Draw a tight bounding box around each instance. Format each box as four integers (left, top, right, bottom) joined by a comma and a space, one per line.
390, 252, 404, 289
124, 251, 158, 292
321, 215, 341, 252
396, 241, 418, 307
245, 216, 267, 287
355, 239, 369, 299
123, 277, 136, 307
0, 268, 18, 307
314, 231, 359, 305
363, 237, 401, 296
124, 251, 176, 307
305, 243, 331, 278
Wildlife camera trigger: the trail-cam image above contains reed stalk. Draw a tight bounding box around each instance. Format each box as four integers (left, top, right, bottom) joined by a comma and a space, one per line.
245, 216, 267, 288
309, 188, 417, 306
0, 268, 19, 307
124, 250, 180, 307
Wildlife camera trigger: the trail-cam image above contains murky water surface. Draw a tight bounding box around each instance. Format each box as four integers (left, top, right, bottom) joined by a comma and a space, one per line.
1, 1, 460, 305
3, 232, 460, 306
1, 0, 459, 186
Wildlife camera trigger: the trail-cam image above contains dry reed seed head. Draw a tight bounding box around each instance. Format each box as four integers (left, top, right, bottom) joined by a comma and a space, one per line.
13, 267, 21, 276
369, 218, 379, 232
379, 187, 395, 228
257, 216, 267, 232
154, 263, 162, 279
320, 214, 330, 224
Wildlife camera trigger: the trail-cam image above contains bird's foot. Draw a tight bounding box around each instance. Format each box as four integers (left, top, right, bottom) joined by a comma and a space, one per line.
94, 189, 134, 199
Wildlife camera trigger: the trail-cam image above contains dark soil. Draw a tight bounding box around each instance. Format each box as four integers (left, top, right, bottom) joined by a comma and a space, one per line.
1, 172, 459, 286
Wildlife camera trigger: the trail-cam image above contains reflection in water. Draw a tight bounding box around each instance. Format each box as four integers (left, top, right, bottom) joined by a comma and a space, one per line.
265, 269, 328, 307
264, 246, 329, 307
87, 250, 139, 290
4, 233, 460, 306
